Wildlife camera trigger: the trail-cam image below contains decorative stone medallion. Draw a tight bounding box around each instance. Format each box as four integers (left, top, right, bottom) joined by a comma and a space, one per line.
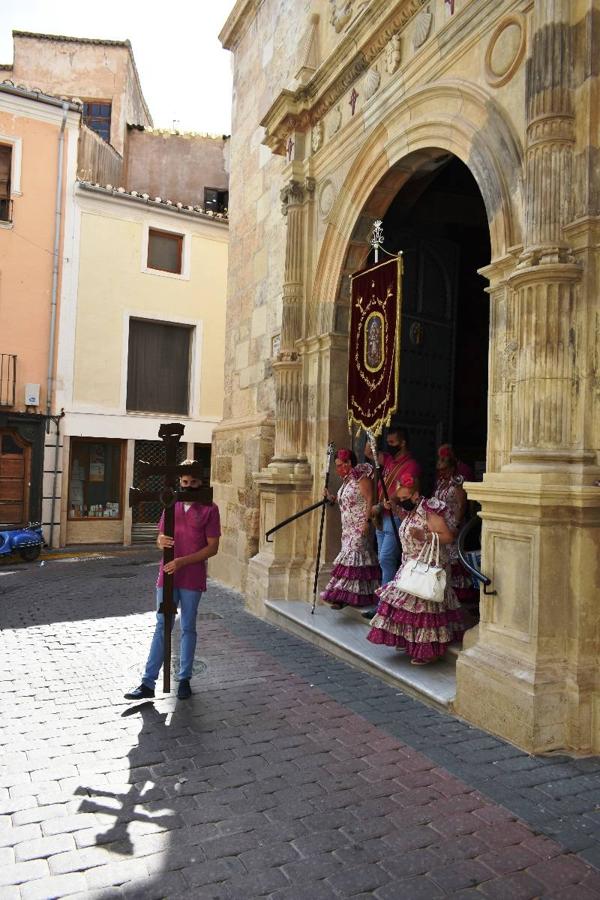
329, 0, 354, 34
484, 14, 526, 88
318, 179, 336, 220
386, 34, 401, 75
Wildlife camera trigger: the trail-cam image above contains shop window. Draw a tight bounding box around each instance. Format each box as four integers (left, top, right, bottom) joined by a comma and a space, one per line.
126, 318, 191, 415
147, 228, 183, 274
82, 101, 112, 143
204, 187, 228, 214
0, 144, 12, 221
68, 440, 123, 519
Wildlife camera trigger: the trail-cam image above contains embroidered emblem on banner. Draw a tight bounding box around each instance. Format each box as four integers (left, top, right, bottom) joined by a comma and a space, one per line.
347, 256, 402, 436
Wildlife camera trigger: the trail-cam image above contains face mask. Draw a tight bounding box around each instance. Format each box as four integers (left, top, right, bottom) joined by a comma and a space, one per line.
387, 443, 400, 454
399, 498, 416, 511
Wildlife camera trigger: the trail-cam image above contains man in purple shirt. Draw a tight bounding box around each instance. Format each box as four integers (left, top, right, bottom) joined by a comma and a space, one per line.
125, 461, 221, 701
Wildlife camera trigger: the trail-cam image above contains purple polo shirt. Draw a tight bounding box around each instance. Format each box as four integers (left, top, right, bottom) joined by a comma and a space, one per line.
157, 502, 221, 592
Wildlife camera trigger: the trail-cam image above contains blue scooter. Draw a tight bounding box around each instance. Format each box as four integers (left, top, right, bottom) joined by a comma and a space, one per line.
0, 522, 45, 562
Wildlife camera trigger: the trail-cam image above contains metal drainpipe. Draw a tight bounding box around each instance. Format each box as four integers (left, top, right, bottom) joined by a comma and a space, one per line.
47, 102, 69, 547
49, 410, 65, 548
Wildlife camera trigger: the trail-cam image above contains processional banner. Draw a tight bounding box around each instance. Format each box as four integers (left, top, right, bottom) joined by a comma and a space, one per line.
347, 256, 402, 436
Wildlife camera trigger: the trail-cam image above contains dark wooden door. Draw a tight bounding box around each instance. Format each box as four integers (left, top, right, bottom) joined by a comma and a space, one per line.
394, 235, 459, 493
0, 430, 31, 525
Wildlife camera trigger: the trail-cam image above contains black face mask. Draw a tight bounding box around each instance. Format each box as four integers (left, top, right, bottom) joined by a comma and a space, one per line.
399, 498, 416, 511
387, 444, 400, 454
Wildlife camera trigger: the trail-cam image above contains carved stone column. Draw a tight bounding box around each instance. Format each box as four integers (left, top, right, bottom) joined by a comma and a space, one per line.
509, 0, 591, 470
456, 0, 600, 755
271, 178, 314, 466
246, 176, 315, 612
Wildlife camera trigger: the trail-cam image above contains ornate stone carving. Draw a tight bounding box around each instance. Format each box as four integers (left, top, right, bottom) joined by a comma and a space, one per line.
311, 121, 324, 153
280, 179, 305, 215
385, 34, 401, 75
363, 66, 381, 101
329, 0, 354, 34
329, 104, 343, 137
412, 8, 433, 49
484, 14, 526, 88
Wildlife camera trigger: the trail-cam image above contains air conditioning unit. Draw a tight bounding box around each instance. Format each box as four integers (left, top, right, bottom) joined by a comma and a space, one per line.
25, 383, 40, 406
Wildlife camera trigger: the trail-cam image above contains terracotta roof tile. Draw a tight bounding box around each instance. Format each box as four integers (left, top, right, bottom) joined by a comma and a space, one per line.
78, 181, 229, 221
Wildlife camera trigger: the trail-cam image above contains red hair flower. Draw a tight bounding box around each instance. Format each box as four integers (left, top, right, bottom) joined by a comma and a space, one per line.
438, 444, 453, 459
336, 449, 352, 463
398, 472, 415, 488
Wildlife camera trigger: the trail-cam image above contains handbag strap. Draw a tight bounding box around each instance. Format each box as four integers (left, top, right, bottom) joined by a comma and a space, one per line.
423, 532, 440, 568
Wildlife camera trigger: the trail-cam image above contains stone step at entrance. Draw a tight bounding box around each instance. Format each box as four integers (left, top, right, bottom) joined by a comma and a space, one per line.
265, 599, 459, 711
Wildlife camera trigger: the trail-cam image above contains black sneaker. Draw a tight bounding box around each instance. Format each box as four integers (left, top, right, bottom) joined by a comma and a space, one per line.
177, 678, 192, 700
361, 606, 378, 621
124, 683, 155, 700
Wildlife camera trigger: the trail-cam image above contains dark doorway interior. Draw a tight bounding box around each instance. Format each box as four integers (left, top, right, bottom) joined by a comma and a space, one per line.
368, 154, 491, 493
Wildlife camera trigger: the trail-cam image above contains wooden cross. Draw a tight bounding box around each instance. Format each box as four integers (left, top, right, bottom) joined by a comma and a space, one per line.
128, 423, 213, 693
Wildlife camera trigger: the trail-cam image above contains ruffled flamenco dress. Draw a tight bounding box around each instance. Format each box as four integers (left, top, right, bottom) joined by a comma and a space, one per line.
321, 463, 380, 608
367, 497, 465, 661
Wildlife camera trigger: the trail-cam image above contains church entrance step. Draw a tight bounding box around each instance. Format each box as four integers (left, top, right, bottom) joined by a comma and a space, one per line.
265, 599, 458, 712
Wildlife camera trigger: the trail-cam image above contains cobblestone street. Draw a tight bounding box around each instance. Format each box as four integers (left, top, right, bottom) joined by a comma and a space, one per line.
1, 550, 600, 899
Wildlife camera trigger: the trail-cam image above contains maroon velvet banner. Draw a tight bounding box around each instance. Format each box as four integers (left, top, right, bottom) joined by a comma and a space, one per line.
347, 256, 402, 436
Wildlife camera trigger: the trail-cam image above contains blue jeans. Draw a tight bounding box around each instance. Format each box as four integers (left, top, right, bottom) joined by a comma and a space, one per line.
142, 587, 202, 688
376, 516, 402, 585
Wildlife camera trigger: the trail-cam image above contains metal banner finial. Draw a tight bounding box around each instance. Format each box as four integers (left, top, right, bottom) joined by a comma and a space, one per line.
370, 220, 384, 262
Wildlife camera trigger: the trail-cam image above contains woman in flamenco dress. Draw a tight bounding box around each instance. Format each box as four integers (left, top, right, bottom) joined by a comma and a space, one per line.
367, 472, 465, 664
434, 444, 479, 607
321, 448, 381, 609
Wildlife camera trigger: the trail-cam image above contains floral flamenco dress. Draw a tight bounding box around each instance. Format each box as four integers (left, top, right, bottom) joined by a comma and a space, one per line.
367, 497, 465, 660
435, 475, 478, 605
321, 464, 381, 608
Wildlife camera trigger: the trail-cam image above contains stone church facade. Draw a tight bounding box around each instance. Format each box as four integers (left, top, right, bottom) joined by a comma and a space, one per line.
216, 0, 600, 755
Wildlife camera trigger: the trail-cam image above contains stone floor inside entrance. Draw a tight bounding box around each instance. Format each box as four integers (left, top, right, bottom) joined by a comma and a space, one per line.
266, 600, 462, 712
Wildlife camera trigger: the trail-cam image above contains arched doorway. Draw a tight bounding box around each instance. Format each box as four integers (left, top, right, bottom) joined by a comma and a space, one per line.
365, 154, 491, 492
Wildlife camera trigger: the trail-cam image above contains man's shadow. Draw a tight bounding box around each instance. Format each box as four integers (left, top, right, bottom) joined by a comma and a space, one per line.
75, 701, 180, 856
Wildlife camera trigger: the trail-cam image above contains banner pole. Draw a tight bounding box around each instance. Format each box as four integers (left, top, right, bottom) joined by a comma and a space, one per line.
312, 442, 336, 614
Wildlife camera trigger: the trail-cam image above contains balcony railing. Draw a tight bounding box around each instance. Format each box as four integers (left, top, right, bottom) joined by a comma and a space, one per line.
0, 198, 13, 224
0, 354, 16, 407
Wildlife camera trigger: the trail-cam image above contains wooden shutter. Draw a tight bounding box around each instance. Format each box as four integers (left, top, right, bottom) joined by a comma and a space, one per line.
127, 319, 191, 414
0, 145, 11, 199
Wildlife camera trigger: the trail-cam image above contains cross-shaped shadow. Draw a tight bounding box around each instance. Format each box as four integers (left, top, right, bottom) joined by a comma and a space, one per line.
75, 701, 179, 856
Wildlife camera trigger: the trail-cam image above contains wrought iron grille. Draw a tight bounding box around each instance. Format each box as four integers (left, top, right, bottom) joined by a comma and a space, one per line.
132, 439, 187, 525
0, 354, 16, 407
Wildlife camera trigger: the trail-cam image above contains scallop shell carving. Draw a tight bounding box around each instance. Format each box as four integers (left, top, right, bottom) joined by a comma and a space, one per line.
329, 104, 343, 137
363, 67, 381, 101
413, 10, 433, 49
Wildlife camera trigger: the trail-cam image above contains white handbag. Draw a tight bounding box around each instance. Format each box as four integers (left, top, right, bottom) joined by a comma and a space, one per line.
396, 532, 447, 603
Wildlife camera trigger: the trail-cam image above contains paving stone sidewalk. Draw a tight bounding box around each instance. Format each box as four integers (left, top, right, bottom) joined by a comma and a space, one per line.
1, 550, 600, 899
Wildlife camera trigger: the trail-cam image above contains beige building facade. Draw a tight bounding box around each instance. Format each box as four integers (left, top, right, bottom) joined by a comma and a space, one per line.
215, 0, 600, 755
55, 184, 228, 546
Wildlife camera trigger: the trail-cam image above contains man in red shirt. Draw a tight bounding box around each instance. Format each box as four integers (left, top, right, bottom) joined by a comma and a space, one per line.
372, 426, 421, 583
125, 461, 221, 701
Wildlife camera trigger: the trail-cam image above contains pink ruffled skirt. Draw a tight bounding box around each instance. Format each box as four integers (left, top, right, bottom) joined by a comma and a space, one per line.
321, 547, 380, 608
367, 565, 465, 659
